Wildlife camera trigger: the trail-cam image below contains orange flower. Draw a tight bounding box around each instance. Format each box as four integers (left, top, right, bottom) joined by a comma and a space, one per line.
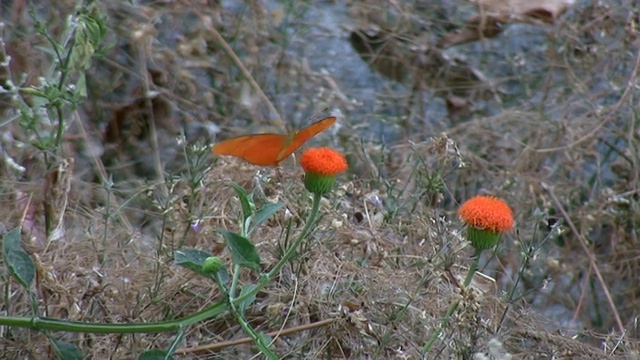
458, 195, 513, 232
300, 147, 347, 175
458, 195, 513, 251
300, 147, 347, 194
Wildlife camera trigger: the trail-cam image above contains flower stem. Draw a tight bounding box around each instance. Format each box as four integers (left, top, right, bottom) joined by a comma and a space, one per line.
225, 273, 278, 360
463, 248, 482, 288
422, 248, 483, 353
265, 193, 321, 279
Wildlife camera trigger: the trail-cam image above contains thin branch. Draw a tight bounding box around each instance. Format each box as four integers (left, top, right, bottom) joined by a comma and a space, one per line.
176, 318, 338, 354
541, 182, 625, 334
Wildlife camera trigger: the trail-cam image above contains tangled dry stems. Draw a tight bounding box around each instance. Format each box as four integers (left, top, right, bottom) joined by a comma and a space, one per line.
0, 0, 639, 358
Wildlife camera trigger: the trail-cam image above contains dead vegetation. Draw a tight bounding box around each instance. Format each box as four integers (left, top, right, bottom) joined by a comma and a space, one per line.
0, 0, 639, 359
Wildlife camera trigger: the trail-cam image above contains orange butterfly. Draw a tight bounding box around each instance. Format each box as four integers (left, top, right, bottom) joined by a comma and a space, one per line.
212, 116, 336, 166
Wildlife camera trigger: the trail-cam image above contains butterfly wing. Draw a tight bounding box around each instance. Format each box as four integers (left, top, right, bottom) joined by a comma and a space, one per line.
212, 134, 287, 166
212, 116, 336, 166
276, 116, 336, 162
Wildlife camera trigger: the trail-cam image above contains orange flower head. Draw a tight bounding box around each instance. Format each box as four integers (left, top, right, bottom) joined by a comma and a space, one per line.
458, 196, 513, 232
300, 147, 347, 175
458, 195, 514, 251
300, 147, 347, 194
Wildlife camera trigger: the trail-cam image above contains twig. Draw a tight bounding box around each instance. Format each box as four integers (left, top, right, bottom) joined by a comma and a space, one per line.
541, 182, 625, 334
135, 41, 168, 199
175, 318, 337, 354
571, 255, 591, 325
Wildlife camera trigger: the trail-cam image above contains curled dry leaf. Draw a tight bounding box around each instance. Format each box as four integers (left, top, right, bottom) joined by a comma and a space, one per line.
44, 157, 74, 243
438, 0, 575, 48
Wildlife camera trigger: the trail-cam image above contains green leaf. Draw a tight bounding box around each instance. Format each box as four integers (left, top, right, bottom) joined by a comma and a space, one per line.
249, 202, 284, 235
174, 248, 228, 282
220, 231, 260, 271
175, 248, 212, 268
19, 87, 47, 98
7, 251, 34, 288
138, 349, 174, 360
50, 339, 82, 360
238, 284, 257, 315
84, 13, 107, 47
2, 228, 35, 289
229, 182, 253, 231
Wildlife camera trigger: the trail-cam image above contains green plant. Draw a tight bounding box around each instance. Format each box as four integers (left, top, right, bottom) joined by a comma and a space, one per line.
423, 195, 514, 354
17, 3, 107, 166
0, 2, 108, 245
0, 147, 348, 359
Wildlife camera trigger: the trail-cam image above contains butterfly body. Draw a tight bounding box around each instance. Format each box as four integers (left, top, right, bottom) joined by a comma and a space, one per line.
212, 116, 336, 166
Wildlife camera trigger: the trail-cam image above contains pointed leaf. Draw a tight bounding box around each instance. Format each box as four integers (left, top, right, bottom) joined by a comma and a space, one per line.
51, 339, 82, 360
2, 228, 35, 289
220, 230, 260, 271
174, 248, 228, 282
249, 202, 284, 235
229, 182, 253, 227
138, 349, 174, 360
174, 248, 212, 269
238, 283, 258, 315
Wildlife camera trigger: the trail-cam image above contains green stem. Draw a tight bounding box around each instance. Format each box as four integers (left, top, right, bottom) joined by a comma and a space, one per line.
53, 30, 76, 151
228, 298, 278, 359
212, 267, 277, 360
422, 248, 482, 353
265, 192, 321, 278
463, 249, 482, 288
229, 264, 241, 299
151, 207, 169, 299
100, 178, 112, 261
223, 193, 321, 357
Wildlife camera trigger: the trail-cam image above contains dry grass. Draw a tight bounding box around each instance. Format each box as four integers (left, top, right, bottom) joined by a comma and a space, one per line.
0, 0, 639, 359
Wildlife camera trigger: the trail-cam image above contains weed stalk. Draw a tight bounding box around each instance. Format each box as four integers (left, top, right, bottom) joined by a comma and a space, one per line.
422, 248, 482, 353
